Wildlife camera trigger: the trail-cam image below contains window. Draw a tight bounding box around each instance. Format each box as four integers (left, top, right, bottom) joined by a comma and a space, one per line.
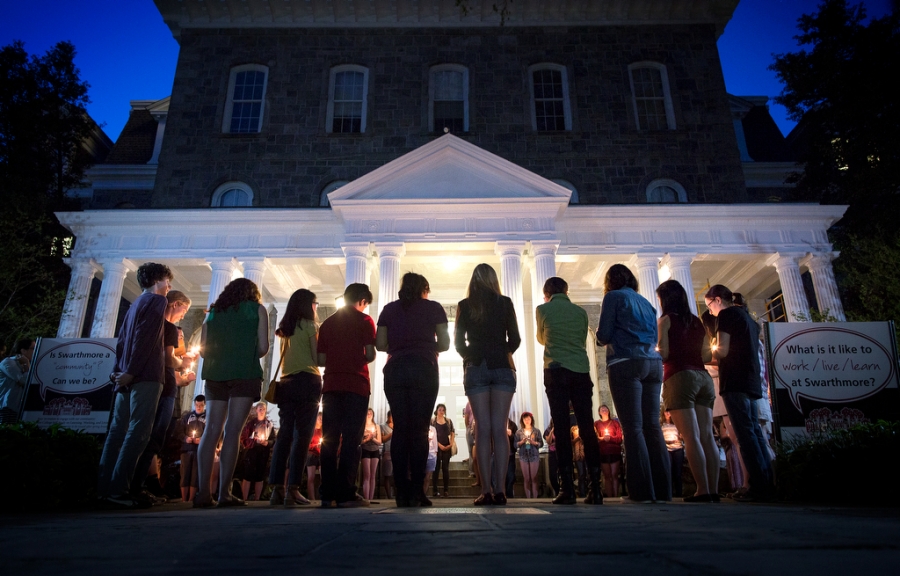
646, 179, 687, 203
320, 180, 349, 207
528, 64, 571, 131
326, 66, 369, 134
222, 65, 268, 133
628, 62, 675, 131
551, 179, 579, 204
430, 65, 468, 133
212, 182, 253, 207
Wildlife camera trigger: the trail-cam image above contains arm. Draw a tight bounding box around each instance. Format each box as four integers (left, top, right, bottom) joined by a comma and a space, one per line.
534, 430, 544, 448
715, 331, 731, 358
454, 304, 469, 358
657, 315, 671, 361
364, 345, 376, 363
535, 306, 546, 346
505, 298, 522, 354
375, 326, 389, 352
435, 322, 450, 353
516, 430, 526, 447
307, 323, 318, 365
257, 304, 270, 358
317, 353, 327, 367
596, 292, 617, 346
200, 321, 208, 357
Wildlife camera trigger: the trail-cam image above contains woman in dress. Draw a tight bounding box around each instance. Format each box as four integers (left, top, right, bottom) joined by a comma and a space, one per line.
430, 403, 455, 498
196, 278, 269, 507
596, 264, 670, 503
515, 412, 543, 498
656, 279, 719, 502
593, 405, 623, 497
240, 402, 273, 500
360, 408, 383, 500
455, 264, 521, 506
375, 272, 450, 507
268, 288, 322, 507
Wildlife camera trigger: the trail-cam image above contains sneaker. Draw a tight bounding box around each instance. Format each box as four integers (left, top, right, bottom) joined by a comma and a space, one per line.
337, 494, 370, 508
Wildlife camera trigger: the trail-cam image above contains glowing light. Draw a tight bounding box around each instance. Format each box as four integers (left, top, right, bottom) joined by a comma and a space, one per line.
443, 257, 460, 272
335, 296, 345, 308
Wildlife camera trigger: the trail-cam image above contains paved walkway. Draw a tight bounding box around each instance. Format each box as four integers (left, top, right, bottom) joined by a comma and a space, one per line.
3, 497, 899, 575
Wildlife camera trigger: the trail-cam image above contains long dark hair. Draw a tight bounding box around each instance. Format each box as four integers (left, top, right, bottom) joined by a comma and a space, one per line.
398, 272, 430, 309
604, 263, 638, 293
277, 288, 317, 337
210, 278, 261, 312
656, 279, 702, 333
705, 284, 734, 305
465, 263, 502, 322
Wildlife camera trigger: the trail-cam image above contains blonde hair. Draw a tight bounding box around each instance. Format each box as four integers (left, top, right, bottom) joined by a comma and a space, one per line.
465, 263, 502, 322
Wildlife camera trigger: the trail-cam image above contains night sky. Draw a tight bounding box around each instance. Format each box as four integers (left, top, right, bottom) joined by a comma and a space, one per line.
1, 0, 892, 141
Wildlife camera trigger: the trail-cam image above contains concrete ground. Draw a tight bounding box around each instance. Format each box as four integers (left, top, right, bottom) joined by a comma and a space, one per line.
2, 497, 899, 576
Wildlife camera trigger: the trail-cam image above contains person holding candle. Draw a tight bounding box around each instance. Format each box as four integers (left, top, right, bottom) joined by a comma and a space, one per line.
195, 277, 269, 508
596, 264, 670, 504
515, 412, 543, 498
241, 402, 274, 500
705, 284, 775, 503
376, 272, 450, 507
267, 288, 322, 507
455, 264, 521, 506
180, 395, 207, 502
306, 413, 323, 501
360, 408, 383, 501
536, 276, 603, 505
656, 279, 720, 503
593, 405, 623, 498
661, 409, 685, 497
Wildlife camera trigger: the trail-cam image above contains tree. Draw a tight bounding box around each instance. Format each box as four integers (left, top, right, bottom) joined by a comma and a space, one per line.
0, 41, 96, 348
770, 0, 900, 330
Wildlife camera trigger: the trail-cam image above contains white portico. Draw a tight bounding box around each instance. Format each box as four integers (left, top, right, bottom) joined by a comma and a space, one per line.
56, 135, 847, 449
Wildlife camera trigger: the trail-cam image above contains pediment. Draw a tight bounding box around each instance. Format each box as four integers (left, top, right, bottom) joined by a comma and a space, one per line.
328, 134, 572, 204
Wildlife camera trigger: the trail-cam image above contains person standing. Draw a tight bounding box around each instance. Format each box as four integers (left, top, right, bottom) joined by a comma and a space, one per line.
267, 288, 322, 507
430, 404, 455, 498
180, 395, 206, 503
504, 417, 518, 498
705, 284, 775, 502
536, 277, 603, 505
306, 413, 323, 501
455, 264, 520, 506
240, 402, 273, 500
463, 401, 475, 478
0, 338, 35, 424
195, 278, 270, 508
596, 264, 670, 504
515, 412, 543, 498
360, 408, 383, 500
317, 283, 376, 508
97, 262, 172, 509
594, 405, 623, 498
381, 411, 394, 500
375, 272, 449, 507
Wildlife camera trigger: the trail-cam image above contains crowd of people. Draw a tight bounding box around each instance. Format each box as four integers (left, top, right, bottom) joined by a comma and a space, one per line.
88, 258, 774, 510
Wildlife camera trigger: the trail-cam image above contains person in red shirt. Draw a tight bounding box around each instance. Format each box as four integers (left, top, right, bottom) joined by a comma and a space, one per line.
316, 283, 376, 508
594, 405, 623, 497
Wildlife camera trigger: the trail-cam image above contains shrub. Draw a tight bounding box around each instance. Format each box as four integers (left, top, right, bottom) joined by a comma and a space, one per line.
776, 420, 899, 505
0, 422, 101, 512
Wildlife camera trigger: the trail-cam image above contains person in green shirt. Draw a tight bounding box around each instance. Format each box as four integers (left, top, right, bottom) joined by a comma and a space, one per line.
536, 277, 602, 505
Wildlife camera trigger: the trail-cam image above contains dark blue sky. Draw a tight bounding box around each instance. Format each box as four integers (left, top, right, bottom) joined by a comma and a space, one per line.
1, 0, 892, 141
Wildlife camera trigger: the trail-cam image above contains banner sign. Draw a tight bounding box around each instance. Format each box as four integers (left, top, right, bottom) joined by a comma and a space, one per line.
765, 322, 899, 441
20, 338, 117, 434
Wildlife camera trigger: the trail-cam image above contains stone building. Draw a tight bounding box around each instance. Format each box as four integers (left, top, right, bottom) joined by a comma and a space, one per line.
59, 0, 845, 447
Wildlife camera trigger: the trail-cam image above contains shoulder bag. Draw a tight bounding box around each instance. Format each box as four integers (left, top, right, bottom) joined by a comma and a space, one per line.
263, 337, 288, 404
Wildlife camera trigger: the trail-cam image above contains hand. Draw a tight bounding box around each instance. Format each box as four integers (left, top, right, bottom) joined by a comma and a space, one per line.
259, 440, 268, 447
184, 436, 192, 443
194, 437, 200, 444
115, 373, 134, 388
186, 372, 197, 382
507, 428, 512, 437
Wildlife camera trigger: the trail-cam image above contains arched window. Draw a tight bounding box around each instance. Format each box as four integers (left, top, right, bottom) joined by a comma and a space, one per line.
628, 62, 675, 131
320, 180, 349, 207
646, 179, 687, 203
222, 64, 268, 133
528, 64, 572, 132
212, 182, 254, 207
551, 179, 579, 204
326, 65, 369, 134
429, 64, 469, 133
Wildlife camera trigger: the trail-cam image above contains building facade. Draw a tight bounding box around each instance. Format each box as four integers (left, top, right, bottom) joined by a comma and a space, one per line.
61, 0, 846, 442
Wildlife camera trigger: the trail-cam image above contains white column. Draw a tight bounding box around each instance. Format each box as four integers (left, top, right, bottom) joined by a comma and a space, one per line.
269, 303, 288, 381
342, 242, 372, 287
805, 253, 846, 321
197, 258, 240, 396
630, 255, 662, 315
770, 253, 811, 322
90, 260, 131, 338
662, 253, 698, 315
529, 241, 558, 431
372, 243, 405, 421
57, 258, 100, 338
241, 258, 268, 294
496, 241, 531, 420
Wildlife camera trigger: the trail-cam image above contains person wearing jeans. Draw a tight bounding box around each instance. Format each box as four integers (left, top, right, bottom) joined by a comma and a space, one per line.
376, 272, 449, 507
596, 264, 670, 503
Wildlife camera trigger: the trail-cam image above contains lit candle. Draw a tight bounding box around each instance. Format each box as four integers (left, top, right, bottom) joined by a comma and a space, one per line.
604, 428, 609, 436
190, 345, 200, 356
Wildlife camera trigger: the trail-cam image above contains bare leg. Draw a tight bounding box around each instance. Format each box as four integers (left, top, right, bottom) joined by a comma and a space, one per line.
609, 461, 621, 497
307, 465, 317, 500
722, 415, 748, 491
524, 460, 539, 498
252, 481, 263, 500
469, 389, 514, 496
695, 406, 720, 495
670, 408, 707, 496
241, 480, 251, 500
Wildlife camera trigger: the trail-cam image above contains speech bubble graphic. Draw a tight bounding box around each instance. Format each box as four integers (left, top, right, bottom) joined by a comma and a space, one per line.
34, 340, 117, 400
771, 327, 897, 412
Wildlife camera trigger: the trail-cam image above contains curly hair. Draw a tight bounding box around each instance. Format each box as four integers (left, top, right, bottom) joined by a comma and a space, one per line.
210, 278, 261, 312
136, 262, 173, 290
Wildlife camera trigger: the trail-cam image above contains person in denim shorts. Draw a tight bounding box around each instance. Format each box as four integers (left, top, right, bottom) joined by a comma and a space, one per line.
454, 264, 521, 506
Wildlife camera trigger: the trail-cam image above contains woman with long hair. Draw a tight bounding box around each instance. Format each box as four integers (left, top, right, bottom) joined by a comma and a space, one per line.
375, 272, 450, 507
455, 263, 521, 506
360, 408, 382, 500
430, 403, 455, 497
655, 279, 719, 502
705, 284, 774, 502
195, 278, 269, 507
593, 405, 623, 497
596, 264, 670, 503
515, 412, 543, 498
268, 288, 322, 507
